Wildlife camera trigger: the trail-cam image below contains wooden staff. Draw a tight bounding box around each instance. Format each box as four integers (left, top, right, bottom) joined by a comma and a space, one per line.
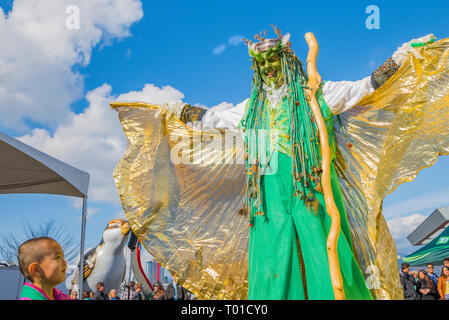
304, 32, 346, 300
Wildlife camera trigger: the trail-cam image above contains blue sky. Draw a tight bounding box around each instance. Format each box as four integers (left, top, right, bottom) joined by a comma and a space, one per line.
83, 0, 446, 106
1, 0, 449, 263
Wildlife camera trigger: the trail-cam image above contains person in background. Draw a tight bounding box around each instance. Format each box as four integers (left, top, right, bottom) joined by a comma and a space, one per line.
410, 271, 419, 283
135, 282, 145, 300
443, 258, 449, 270
399, 263, 420, 300
149, 282, 159, 300
151, 282, 167, 300
410, 271, 419, 291
184, 288, 196, 300
17, 237, 71, 300
416, 269, 438, 300
93, 282, 108, 300
120, 281, 138, 300
437, 266, 449, 300
82, 290, 90, 300
426, 263, 439, 288
166, 278, 186, 300
70, 290, 79, 300
88, 292, 94, 299
109, 289, 120, 300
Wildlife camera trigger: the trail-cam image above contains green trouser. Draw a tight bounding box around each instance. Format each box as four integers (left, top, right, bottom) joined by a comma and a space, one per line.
248, 152, 373, 300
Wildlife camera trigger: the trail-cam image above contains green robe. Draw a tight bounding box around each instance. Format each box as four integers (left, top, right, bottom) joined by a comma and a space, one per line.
245, 87, 373, 300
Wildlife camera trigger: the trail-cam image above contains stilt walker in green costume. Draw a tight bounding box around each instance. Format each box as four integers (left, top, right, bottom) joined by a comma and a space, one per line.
111, 29, 449, 300
239, 28, 371, 300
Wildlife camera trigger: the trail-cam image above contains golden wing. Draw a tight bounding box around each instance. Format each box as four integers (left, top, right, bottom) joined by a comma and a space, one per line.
110, 104, 249, 300
334, 37, 449, 300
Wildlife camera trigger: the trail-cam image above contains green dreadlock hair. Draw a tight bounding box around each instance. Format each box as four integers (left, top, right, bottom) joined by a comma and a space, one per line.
239, 40, 324, 226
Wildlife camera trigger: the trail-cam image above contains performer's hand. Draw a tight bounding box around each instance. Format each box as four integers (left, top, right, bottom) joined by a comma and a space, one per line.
154, 101, 186, 119
163, 101, 186, 119
392, 34, 436, 66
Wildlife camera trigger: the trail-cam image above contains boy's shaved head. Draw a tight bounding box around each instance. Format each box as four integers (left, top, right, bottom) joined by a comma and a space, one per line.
18, 237, 58, 281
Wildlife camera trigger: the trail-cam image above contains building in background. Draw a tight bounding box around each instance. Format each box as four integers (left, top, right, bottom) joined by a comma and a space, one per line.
402, 206, 449, 268
407, 207, 449, 247
146, 260, 173, 284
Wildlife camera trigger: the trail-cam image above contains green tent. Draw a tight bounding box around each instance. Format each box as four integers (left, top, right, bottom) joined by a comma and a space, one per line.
403, 225, 449, 266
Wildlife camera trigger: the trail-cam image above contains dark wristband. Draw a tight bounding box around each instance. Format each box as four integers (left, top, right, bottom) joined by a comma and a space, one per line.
371, 57, 400, 90
180, 104, 208, 123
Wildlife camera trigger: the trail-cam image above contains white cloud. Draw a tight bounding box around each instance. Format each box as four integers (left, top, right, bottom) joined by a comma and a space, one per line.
383, 187, 449, 219
75, 206, 101, 220
228, 35, 244, 46
213, 34, 244, 55
86, 207, 101, 220
0, 0, 143, 131
386, 213, 427, 254
213, 44, 226, 55
18, 83, 188, 205
115, 84, 184, 104
69, 197, 83, 209
209, 102, 235, 112
18, 84, 127, 204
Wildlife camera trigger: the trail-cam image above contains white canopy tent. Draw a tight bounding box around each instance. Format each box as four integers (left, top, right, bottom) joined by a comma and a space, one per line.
0, 131, 89, 297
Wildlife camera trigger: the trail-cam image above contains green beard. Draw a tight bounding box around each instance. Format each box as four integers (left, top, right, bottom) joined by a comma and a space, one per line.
255, 51, 284, 89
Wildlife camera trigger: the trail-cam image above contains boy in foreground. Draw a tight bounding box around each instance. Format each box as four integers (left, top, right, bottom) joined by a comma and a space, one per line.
18, 237, 71, 300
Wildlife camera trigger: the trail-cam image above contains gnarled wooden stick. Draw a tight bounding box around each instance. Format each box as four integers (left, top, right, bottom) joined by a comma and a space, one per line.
304, 32, 345, 300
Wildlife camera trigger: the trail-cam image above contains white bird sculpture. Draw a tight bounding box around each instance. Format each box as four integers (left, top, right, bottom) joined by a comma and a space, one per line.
71, 219, 131, 294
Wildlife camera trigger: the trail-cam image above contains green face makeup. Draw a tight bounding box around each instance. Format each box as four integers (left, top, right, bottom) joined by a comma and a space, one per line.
255, 50, 284, 89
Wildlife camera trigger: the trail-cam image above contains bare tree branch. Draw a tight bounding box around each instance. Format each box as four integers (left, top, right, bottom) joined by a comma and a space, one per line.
0, 219, 79, 266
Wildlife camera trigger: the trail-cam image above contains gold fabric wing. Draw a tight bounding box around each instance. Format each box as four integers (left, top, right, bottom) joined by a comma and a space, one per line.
111, 37, 449, 300
110, 105, 249, 299
334, 37, 449, 300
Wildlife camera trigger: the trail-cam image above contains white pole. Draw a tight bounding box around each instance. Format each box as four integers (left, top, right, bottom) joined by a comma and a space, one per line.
127, 246, 133, 299
78, 195, 87, 296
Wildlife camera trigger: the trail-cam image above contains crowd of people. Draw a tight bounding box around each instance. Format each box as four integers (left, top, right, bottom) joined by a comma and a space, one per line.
400, 257, 449, 300
15, 235, 449, 301
68, 279, 195, 300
